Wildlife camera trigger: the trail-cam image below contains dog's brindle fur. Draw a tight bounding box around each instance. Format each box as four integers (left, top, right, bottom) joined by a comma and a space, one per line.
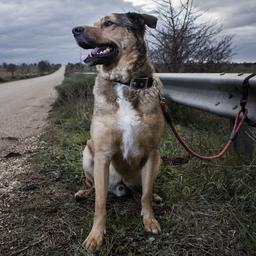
74, 13, 164, 251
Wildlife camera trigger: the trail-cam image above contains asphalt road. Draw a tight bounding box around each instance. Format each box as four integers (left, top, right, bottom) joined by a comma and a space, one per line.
0, 65, 65, 158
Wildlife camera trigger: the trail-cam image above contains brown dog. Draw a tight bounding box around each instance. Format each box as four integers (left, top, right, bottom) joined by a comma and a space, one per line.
72, 12, 164, 251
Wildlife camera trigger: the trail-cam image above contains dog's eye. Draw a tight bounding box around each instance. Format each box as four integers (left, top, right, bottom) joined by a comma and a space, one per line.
103, 20, 114, 27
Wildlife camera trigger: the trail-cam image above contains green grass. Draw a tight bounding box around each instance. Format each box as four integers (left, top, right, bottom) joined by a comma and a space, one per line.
12, 72, 255, 255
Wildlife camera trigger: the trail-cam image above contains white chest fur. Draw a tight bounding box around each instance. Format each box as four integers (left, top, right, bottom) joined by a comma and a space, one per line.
115, 84, 142, 159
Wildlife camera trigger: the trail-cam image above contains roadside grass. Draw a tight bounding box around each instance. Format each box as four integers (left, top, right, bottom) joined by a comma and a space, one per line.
15, 73, 255, 255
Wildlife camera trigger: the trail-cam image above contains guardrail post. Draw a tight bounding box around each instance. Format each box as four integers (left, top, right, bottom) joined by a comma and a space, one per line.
230, 120, 255, 162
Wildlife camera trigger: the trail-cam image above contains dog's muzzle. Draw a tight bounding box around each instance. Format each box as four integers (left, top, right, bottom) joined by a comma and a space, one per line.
72, 26, 119, 66
72, 26, 84, 37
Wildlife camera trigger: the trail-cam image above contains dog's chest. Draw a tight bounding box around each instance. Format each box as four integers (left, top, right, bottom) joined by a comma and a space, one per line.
115, 84, 142, 159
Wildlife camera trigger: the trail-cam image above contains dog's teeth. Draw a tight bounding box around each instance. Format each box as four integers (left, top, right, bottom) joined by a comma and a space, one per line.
95, 48, 111, 56
104, 48, 110, 53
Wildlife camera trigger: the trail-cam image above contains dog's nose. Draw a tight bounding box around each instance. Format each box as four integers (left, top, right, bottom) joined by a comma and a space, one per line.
72, 26, 84, 36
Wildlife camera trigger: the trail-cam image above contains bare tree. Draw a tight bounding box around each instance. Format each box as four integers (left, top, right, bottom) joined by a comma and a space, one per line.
7, 63, 17, 78
149, 0, 233, 72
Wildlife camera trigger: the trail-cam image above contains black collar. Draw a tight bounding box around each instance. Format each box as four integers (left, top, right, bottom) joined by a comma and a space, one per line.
113, 77, 154, 89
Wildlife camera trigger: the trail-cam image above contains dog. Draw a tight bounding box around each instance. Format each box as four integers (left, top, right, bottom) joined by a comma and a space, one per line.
72, 12, 164, 252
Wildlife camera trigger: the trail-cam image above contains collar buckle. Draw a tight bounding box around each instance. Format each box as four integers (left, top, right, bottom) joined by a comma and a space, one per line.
130, 77, 149, 89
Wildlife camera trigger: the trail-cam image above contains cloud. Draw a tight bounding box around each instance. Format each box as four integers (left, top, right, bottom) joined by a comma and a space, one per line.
0, 0, 139, 63
194, 0, 256, 29
0, 0, 255, 63
193, 0, 256, 62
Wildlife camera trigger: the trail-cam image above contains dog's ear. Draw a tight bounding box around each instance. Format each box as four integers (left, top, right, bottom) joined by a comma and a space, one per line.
140, 14, 158, 29
126, 12, 158, 30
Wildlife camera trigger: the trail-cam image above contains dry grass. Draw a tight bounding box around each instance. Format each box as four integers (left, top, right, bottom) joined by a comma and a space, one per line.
0, 66, 59, 83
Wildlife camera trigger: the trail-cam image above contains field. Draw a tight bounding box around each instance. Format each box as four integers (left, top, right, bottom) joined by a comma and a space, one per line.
2, 73, 255, 255
0, 63, 60, 83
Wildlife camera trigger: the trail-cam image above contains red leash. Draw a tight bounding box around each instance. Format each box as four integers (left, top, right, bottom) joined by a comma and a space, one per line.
160, 99, 248, 161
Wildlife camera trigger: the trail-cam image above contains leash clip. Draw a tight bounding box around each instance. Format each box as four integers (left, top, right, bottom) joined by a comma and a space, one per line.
159, 93, 166, 103
240, 73, 256, 111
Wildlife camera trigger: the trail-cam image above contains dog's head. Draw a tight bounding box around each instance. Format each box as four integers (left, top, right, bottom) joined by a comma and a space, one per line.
72, 12, 157, 66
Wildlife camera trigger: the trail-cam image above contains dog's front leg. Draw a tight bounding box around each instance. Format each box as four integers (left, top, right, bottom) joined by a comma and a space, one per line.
84, 152, 110, 252
141, 150, 161, 234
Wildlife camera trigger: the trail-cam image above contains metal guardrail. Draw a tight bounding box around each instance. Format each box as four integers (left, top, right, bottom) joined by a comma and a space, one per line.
157, 73, 256, 123
157, 73, 256, 161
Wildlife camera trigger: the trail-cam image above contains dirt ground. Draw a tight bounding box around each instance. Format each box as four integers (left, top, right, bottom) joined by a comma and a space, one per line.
0, 66, 64, 158
0, 67, 68, 255
0, 135, 85, 256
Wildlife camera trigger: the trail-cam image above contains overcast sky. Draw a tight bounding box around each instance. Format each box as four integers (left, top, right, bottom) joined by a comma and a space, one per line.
0, 0, 255, 64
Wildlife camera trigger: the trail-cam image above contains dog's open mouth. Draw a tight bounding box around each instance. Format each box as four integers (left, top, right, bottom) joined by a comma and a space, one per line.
80, 43, 118, 65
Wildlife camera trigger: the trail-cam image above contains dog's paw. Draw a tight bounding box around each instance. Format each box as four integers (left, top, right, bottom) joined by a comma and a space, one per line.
143, 217, 161, 234
74, 189, 94, 201
153, 193, 163, 203
83, 229, 104, 252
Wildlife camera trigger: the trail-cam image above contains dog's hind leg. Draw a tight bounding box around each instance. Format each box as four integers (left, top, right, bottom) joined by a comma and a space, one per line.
75, 140, 95, 200
108, 165, 128, 197
75, 140, 127, 200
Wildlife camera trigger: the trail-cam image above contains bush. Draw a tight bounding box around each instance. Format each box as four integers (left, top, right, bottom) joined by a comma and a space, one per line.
55, 74, 95, 103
